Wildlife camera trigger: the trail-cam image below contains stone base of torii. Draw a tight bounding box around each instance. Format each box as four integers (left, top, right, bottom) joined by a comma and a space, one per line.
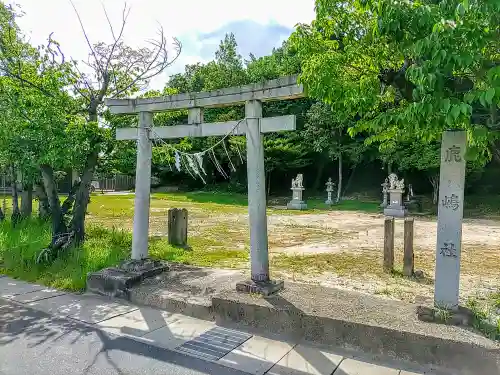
87, 76, 304, 298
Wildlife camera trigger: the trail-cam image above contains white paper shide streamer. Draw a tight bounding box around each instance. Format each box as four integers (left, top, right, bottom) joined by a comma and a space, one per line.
175, 151, 181, 172
151, 118, 248, 184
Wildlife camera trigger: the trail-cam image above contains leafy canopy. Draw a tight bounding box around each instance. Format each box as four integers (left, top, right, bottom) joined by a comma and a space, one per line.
291, 0, 500, 163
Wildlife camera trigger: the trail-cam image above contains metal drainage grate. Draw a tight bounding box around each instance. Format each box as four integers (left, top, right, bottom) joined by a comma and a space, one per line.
175, 326, 252, 361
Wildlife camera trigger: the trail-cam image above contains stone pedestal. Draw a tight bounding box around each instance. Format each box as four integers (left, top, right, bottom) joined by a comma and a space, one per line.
87, 258, 168, 299
325, 192, 334, 205
383, 189, 407, 217
287, 187, 307, 210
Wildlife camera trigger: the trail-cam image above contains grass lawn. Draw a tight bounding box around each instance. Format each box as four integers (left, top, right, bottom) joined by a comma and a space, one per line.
0, 191, 381, 291
0, 218, 248, 291
0, 192, 498, 299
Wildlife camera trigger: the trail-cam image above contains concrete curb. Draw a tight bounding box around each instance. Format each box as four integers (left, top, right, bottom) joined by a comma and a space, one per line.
2, 273, 496, 375
129, 289, 214, 321
211, 283, 500, 375
117, 273, 499, 374
93, 263, 499, 375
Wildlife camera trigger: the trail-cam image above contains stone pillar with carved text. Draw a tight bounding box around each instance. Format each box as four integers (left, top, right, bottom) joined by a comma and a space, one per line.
434, 130, 466, 309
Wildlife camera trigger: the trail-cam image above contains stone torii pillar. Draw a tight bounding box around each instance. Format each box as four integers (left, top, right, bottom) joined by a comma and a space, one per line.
104, 76, 304, 295
245, 100, 270, 283
132, 111, 153, 260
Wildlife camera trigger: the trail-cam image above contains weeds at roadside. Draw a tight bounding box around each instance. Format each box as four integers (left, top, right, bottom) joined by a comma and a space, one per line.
466, 294, 500, 341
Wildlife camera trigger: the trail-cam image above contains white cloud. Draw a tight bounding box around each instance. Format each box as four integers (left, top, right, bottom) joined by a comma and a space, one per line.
7, 0, 315, 89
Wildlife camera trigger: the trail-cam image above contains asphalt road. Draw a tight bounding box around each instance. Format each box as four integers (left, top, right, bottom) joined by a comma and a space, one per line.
0, 299, 249, 375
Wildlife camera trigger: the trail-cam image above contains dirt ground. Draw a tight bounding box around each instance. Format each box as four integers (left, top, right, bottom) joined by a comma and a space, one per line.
89, 195, 500, 304
267, 211, 500, 304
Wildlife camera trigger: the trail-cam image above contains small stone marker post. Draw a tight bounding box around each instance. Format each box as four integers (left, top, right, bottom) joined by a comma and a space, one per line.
325, 177, 335, 205
287, 174, 307, 210
434, 130, 466, 309
403, 217, 414, 276
383, 217, 395, 272
168, 208, 188, 247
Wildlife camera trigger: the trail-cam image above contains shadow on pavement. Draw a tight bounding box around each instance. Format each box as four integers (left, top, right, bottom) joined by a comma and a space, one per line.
0, 299, 245, 375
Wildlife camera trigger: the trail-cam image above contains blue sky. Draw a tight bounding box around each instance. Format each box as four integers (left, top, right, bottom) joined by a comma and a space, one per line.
8, 0, 315, 89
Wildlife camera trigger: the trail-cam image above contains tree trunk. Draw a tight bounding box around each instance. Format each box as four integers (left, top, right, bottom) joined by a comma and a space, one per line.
336, 152, 343, 203
429, 174, 439, 205
71, 149, 99, 245
41, 165, 66, 243
388, 162, 393, 175
313, 157, 326, 191
0, 206, 4, 221
35, 182, 51, 220
20, 182, 33, 218
10, 166, 21, 224
343, 164, 358, 197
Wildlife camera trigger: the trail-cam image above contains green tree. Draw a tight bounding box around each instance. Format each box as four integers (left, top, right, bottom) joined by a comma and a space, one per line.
0, 1, 181, 258
378, 140, 441, 203
0, 2, 80, 228
291, 0, 500, 163
305, 102, 366, 202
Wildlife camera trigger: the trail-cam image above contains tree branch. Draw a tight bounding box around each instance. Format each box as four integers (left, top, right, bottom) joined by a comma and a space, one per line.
111, 29, 182, 98
102, 2, 130, 75
69, 0, 105, 76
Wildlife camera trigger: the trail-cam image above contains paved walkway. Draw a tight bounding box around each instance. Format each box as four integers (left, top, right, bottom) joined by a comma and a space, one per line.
0, 275, 437, 375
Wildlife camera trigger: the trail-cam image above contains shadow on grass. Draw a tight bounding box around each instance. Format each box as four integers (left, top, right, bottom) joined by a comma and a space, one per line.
151, 191, 382, 215
152, 191, 249, 207
307, 199, 381, 213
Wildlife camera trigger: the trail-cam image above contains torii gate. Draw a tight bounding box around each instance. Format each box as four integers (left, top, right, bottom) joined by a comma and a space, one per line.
104, 75, 304, 294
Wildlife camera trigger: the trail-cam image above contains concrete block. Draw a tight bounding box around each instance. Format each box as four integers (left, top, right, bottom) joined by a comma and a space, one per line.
286, 201, 307, 210
86, 258, 168, 299
131, 288, 213, 321
336, 358, 399, 374
267, 344, 343, 375
218, 335, 296, 375
87, 267, 142, 299
383, 207, 407, 218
